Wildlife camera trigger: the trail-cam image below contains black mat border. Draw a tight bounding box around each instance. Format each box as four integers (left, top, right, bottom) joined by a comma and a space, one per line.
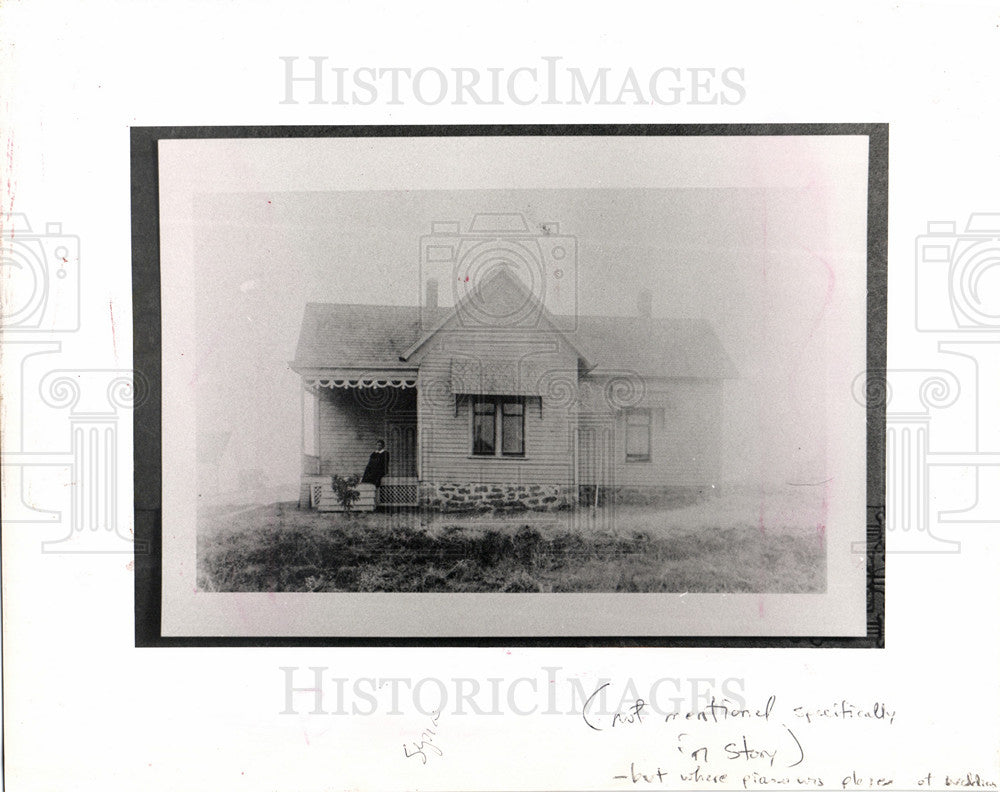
132, 123, 887, 648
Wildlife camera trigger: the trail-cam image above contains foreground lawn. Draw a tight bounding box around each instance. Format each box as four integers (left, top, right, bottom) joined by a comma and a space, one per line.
197, 491, 826, 593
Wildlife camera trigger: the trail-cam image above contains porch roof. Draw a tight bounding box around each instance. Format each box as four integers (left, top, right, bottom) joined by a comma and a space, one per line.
292, 303, 450, 369
295, 366, 418, 389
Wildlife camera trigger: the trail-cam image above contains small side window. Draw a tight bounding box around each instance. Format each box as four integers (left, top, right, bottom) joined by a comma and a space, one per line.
625, 408, 651, 462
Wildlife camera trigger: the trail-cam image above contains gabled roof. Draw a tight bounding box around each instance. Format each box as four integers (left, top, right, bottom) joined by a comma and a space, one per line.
566, 315, 737, 379
399, 267, 592, 366
291, 301, 736, 380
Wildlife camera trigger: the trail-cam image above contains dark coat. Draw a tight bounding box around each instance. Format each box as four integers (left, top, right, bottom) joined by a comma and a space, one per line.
361, 450, 389, 485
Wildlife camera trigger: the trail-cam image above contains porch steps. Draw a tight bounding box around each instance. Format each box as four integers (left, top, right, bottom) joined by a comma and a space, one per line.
302, 476, 417, 511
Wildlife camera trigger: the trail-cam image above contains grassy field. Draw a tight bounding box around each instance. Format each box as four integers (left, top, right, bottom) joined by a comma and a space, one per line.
197, 488, 827, 593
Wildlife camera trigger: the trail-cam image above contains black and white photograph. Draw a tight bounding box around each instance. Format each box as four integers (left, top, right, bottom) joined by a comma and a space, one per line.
10, 3, 1000, 790
154, 131, 872, 638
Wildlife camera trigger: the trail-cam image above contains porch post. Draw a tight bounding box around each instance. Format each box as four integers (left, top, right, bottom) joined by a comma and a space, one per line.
298, 382, 307, 508
573, 415, 579, 505
415, 381, 422, 482
314, 387, 320, 465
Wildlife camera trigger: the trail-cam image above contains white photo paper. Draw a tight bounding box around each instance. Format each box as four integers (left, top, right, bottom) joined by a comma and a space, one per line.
2, 3, 998, 791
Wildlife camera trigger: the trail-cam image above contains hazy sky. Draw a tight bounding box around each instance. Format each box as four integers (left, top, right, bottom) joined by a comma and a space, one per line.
173, 136, 868, 492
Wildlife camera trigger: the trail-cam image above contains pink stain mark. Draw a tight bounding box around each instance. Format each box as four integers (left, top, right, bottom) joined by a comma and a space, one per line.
761, 202, 768, 279
808, 254, 836, 336
109, 299, 118, 360
788, 253, 837, 385
232, 597, 254, 631
126, 560, 134, 571
819, 483, 829, 546
183, 352, 199, 388
758, 598, 765, 619
5, 132, 16, 238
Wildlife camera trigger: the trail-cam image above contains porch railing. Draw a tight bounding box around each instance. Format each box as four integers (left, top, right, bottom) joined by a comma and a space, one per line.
378, 476, 419, 507
302, 475, 416, 510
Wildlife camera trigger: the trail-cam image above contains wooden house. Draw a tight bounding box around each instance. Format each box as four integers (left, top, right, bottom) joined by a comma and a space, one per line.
291, 262, 735, 511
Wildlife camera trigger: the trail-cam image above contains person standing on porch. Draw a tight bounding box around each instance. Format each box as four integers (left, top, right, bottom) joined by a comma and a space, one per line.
361, 439, 389, 489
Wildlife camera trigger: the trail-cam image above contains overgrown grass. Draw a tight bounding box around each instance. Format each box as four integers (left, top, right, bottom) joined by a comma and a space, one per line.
197, 491, 826, 593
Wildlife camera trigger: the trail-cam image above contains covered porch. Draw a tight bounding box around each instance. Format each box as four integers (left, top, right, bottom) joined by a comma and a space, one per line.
297, 369, 419, 511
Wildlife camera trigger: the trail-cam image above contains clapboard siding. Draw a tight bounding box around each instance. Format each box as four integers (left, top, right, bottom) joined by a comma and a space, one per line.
580, 379, 723, 488
417, 333, 578, 486
317, 387, 416, 478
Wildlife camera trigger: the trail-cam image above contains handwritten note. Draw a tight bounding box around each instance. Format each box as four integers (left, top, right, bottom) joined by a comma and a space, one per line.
578, 684, 995, 790
403, 710, 443, 765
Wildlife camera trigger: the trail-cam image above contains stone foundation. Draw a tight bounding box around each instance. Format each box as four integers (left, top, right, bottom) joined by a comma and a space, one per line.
577, 485, 717, 508
420, 481, 574, 512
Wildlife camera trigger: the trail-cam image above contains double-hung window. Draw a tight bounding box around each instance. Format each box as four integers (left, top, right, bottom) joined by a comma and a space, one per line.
625, 408, 652, 462
472, 396, 525, 457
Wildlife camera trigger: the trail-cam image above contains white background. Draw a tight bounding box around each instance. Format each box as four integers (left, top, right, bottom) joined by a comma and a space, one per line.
2, 1, 999, 790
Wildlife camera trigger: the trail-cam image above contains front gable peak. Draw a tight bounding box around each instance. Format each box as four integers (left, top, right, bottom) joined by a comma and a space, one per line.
400, 267, 590, 368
